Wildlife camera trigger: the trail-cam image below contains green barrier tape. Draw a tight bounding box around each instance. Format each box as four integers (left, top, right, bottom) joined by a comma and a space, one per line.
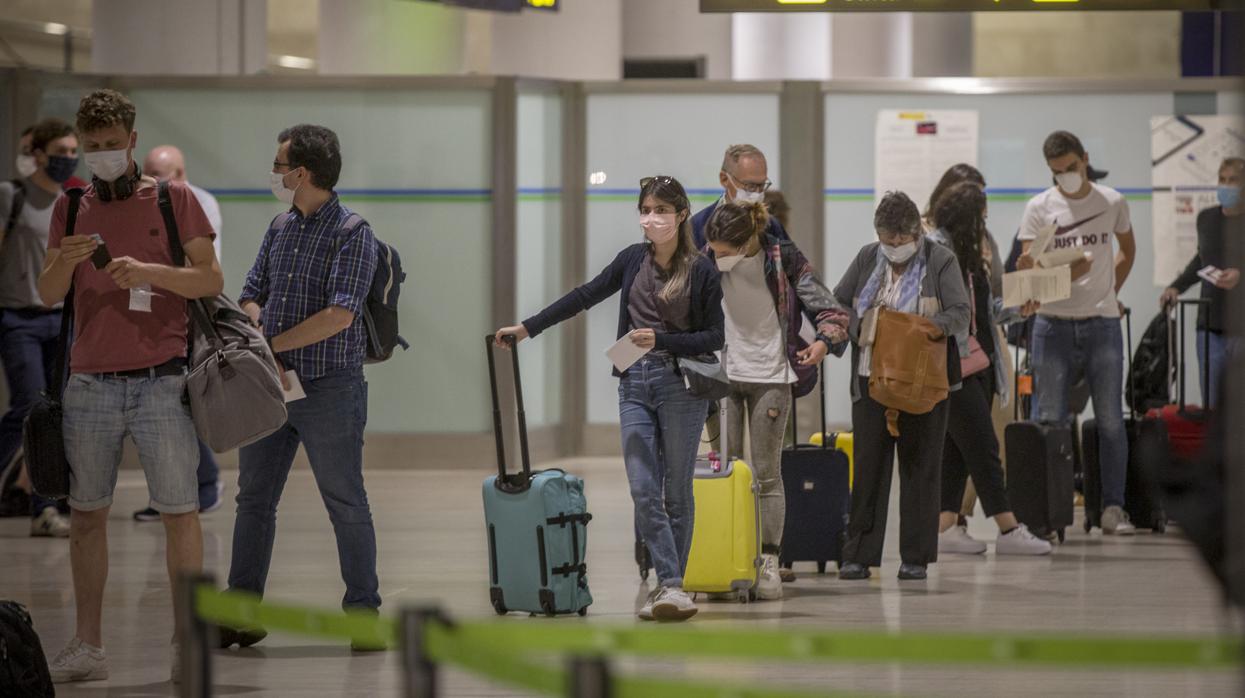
424, 622, 565, 695
613, 674, 876, 698
446, 623, 1240, 671
194, 587, 395, 649
193, 587, 1240, 671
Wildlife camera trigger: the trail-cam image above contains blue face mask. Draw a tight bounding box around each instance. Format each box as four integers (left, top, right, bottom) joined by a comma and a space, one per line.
1218, 185, 1242, 210
44, 155, 79, 184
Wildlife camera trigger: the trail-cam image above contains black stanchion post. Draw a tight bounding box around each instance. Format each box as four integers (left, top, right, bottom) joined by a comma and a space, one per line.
567, 656, 611, 698
177, 572, 216, 698
400, 607, 444, 698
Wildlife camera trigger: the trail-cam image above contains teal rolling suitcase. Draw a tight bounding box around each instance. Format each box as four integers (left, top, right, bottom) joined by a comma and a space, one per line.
482, 335, 592, 617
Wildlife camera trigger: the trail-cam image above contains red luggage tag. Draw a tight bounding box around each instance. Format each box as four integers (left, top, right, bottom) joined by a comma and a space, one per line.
707, 451, 722, 473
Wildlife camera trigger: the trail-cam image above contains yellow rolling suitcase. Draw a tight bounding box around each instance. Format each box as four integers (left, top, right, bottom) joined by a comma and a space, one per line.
684, 401, 761, 602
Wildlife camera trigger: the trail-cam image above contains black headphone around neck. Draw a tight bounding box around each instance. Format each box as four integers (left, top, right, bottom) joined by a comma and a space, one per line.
93, 163, 142, 202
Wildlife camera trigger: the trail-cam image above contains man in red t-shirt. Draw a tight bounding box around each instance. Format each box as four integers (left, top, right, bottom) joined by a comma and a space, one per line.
36, 89, 223, 685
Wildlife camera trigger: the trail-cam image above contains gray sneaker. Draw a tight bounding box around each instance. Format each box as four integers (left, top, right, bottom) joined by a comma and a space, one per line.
30, 508, 70, 538
1101, 506, 1137, 536
637, 588, 658, 621
49, 638, 108, 683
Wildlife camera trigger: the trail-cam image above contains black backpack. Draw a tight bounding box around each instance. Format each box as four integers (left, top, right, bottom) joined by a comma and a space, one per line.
0, 601, 54, 697
340, 214, 409, 363
1128, 311, 1173, 414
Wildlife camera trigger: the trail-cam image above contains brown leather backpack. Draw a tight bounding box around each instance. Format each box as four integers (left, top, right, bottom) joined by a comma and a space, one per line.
868, 307, 949, 436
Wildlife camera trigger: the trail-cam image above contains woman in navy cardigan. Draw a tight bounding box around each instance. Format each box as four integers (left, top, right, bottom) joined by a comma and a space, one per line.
495, 176, 723, 622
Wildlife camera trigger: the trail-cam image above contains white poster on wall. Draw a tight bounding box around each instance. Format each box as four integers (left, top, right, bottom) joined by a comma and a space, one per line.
874, 110, 979, 212
1151, 115, 1245, 285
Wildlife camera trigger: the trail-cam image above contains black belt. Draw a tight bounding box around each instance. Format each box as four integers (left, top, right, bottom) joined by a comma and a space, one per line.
96, 358, 187, 380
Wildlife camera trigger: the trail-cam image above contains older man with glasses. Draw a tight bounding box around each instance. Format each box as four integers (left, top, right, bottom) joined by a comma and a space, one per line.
692, 144, 789, 249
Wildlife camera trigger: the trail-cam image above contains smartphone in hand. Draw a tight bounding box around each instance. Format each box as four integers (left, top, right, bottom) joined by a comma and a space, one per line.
89, 234, 112, 270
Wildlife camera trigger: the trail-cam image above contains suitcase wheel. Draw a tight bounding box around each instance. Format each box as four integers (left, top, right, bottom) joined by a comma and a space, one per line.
1153, 519, 1166, 534
816, 561, 827, 575
578, 607, 588, 617
1084, 519, 1092, 534
1056, 529, 1065, 544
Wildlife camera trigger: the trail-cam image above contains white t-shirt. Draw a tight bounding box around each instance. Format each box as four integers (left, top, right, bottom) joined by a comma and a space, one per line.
188, 182, 222, 262
721, 253, 791, 384
1018, 183, 1131, 319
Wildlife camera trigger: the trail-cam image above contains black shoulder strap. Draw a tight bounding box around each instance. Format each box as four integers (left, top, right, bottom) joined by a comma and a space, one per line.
1, 179, 25, 253
157, 180, 219, 345
335, 213, 367, 254
158, 180, 185, 266
50, 188, 84, 401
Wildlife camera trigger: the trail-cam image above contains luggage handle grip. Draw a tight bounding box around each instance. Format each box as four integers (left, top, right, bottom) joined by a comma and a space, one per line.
484, 334, 532, 481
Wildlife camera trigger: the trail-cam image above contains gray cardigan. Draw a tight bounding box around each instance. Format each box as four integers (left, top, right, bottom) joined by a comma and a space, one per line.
832, 238, 971, 402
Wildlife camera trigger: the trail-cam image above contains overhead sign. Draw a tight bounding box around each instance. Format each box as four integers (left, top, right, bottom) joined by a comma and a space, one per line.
701, 0, 1242, 11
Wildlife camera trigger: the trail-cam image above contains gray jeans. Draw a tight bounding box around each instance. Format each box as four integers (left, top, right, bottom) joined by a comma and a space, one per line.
718, 380, 791, 552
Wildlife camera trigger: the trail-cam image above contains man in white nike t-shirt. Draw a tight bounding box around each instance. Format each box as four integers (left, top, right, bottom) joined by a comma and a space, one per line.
1016, 130, 1138, 536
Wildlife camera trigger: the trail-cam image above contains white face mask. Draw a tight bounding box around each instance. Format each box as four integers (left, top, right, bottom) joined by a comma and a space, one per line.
15, 154, 36, 178
83, 148, 130, 181
269, 170, 300, 205
733, 189, 764, 205
881, 241, 918, 265
640, 212, 679, 245
1055, 170, 1084, 195
716, 254, 744, 272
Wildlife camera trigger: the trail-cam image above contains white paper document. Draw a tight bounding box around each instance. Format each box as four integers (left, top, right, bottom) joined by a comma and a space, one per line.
283, 370, 307, 403
1003, 267, 1072, 307
605, 334, 650, 372
1197, 265, 1223, 285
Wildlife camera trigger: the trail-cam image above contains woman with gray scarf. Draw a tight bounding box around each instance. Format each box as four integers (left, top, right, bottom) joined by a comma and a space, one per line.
831, 192, 969, 581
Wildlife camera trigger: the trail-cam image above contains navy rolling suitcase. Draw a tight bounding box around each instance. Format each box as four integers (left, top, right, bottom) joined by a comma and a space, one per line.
1082, 309, 1169, 533
779, 365, 851, 574
481, 335, 592, 617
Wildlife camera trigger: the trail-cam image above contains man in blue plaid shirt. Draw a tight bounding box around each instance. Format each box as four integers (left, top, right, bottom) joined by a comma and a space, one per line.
222, 124, 383, 650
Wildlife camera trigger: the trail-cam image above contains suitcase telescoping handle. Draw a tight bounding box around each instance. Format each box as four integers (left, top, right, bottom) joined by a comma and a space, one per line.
1176, 299, 1212, 411
788, 361, 829, 450
484, 334, 532, 481
1123, 306, 1134, 421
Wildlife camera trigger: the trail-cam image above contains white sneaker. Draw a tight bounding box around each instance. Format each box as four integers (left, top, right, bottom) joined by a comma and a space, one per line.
995, 524, 1053, 556
49, 638, 108, 683
31, 508, 70, 538
756, 554, 783, 600
650, 587, 698, 622
938, 525, 987, 555
1102, 506, 1137, 536
637, 589, 658, 621
170, 642, 181, 683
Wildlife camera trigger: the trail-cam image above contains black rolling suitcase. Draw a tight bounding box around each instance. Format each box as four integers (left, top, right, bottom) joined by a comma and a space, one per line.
1082, 308, 1169, 533
779, 365, 851, 574
1004, 325, 1074, 543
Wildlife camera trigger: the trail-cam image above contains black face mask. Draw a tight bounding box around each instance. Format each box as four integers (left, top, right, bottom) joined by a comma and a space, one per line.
44, 155, 79, 184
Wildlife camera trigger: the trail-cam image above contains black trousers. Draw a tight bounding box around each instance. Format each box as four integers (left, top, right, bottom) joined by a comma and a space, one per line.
843, 377, 947, 567
941, 371, 1011, 517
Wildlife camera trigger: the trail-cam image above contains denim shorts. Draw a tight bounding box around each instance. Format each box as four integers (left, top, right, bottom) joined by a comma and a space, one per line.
62, 373, 199, 514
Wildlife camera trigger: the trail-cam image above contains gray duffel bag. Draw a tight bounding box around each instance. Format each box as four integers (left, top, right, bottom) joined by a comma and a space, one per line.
185, 295, 288, 452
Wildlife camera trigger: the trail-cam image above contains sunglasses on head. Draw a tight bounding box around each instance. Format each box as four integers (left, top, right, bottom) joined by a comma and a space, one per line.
640, 175, 675, 188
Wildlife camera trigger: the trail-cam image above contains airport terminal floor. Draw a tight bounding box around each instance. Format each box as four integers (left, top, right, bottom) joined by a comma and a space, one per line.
4, 458, 1238, 697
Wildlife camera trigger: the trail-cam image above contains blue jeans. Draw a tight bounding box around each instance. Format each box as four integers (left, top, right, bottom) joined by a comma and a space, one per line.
63, 372, 200, 512
1032, 315, 1127, 508
227, 368, 379, 610
618, 357, 707, 588
1196, 330, 1240, 410
0, 309, 61, 516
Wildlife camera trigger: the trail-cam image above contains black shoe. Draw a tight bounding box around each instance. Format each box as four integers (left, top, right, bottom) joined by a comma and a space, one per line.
838, 562, 871, 580
132, 507, 161, 522
0, 488, 31, 518
218, 625, 268, 649
345, 607, 387, 652
898, 563, 927, 580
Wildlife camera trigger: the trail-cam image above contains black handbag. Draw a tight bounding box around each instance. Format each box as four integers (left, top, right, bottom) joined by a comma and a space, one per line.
676, 347, 732, 401
21, 188, 82, 500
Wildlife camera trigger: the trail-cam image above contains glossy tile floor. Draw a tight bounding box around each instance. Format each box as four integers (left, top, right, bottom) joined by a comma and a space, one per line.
3, 457, 1241, 697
